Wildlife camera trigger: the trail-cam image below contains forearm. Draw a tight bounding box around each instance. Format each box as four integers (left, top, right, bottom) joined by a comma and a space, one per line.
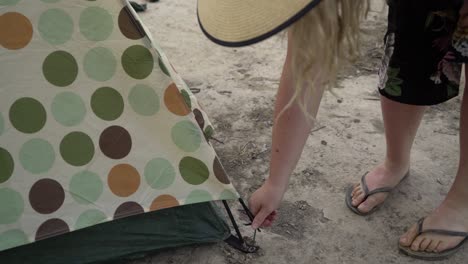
266, 33, 325, 193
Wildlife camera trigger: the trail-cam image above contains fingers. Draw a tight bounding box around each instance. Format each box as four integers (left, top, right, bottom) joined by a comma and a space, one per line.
262, 219, 273, 227
261, 210, 278, 227
251, 207, 273, 229
266, 210, 277, 222
249, 196, 261, 214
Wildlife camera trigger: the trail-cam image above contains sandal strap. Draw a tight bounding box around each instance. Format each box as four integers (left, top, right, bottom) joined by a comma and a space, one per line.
417, 218, 468, 238
360, 172, 370, 196
366, 187, 393, 197
361, 172, 409, 199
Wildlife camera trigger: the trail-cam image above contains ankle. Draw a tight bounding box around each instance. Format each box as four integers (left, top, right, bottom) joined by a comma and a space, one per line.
383, 159, 410, 173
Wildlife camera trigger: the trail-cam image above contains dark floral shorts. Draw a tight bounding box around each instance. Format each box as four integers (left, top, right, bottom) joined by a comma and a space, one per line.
379, 0, 468, 105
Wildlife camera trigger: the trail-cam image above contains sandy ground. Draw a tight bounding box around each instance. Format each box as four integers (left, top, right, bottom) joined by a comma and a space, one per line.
131, 0, 467, 263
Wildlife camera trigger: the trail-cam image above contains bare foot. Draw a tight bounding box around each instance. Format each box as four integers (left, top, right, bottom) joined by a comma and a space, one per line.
399, 197, 468, 253
350, 161, 409, 214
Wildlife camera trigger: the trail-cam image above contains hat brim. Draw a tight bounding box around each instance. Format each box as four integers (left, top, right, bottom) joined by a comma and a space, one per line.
197, 0, 322, 47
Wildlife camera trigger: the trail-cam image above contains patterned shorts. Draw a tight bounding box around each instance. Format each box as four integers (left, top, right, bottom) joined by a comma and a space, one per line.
379, 0, 468, 105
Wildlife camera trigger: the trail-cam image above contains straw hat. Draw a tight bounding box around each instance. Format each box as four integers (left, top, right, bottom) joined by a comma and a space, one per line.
197, 0, 322, 47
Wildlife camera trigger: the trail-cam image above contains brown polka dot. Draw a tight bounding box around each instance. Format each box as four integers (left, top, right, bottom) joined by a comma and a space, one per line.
114, 201, 144, 219
99, 126, 132, 159
213, 157, 230, 184
150, 194, 179, 211
118, 6, 145, 40
29, 179, 65, 214
164, 83, 190, 116
108, 164, 140, 197
35, 218, 69, 241
193, 109, 205, 129
0, 12, 33, 50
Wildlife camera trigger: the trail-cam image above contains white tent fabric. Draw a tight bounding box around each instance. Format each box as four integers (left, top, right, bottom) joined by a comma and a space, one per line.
0, 0, 238, 252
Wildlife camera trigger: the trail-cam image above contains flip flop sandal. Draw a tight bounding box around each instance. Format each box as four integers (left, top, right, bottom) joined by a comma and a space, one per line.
345, 171, 409, 216
399, 217, 468, 261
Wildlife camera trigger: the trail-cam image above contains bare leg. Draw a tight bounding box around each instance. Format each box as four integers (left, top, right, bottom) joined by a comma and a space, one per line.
350, 96, 427, 213
400, 72, 468, 253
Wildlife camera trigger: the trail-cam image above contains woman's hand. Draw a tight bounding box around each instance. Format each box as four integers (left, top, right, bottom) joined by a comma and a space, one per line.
248, 180, 283, 229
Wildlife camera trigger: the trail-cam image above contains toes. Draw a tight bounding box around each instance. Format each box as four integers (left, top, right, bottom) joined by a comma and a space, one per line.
352, 190, 363, 200
400, 223, 419, 247
410, 236, 425, 252
436, 241, 446, 253
351, 185, 361, 197
354, 190, 363, 197
357, 195, 383, 213
434, 238, 461, 253
352, 192, 365, 207
401, 227, 466, 253
426, 240, 440, 252
357, 199, 373, 213
434, 237, 464, 253
420, 237, 431, 251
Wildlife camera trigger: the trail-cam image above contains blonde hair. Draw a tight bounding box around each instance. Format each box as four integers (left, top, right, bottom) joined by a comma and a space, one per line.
283, 0, 370, 121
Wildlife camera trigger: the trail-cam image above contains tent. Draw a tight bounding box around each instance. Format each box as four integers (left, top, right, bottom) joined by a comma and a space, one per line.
0, 1, 255, 263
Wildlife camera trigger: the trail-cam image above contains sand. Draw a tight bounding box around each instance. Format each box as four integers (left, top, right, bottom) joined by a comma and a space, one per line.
130, 0, 468, 263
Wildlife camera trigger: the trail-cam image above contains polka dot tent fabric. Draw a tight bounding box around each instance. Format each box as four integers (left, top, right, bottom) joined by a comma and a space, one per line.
0, 0, 238, 252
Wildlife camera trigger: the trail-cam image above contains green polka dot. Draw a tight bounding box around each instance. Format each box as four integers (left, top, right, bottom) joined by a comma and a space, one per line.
171, 121, 201, 152
0, 0, 20, 5
19, 139, 55, 174
128, 84, 160, 116
91, 87, 124, 121
0, 188, 24, 224
0, 148, 14, 184
70, 171, 103, 204
38, 9, 73, 45
79, 7, 113, 41
52, 92, 86, 126
122, 45, 154, 79
179, 156, 209, 185
60, 132, 94, 166
204, 125, 214, 140
75, 209, 107, 229
84, 47, 117, 82
145, 158, 175, 190
185, 189, 212, 204
9, 97, 46, 134
0, 230, 28, 251
43, 51, 78, 87
219, 190, 238, 200
181, 90, 191, 109
0, 112, 4, 136
158, 57, 170, 76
